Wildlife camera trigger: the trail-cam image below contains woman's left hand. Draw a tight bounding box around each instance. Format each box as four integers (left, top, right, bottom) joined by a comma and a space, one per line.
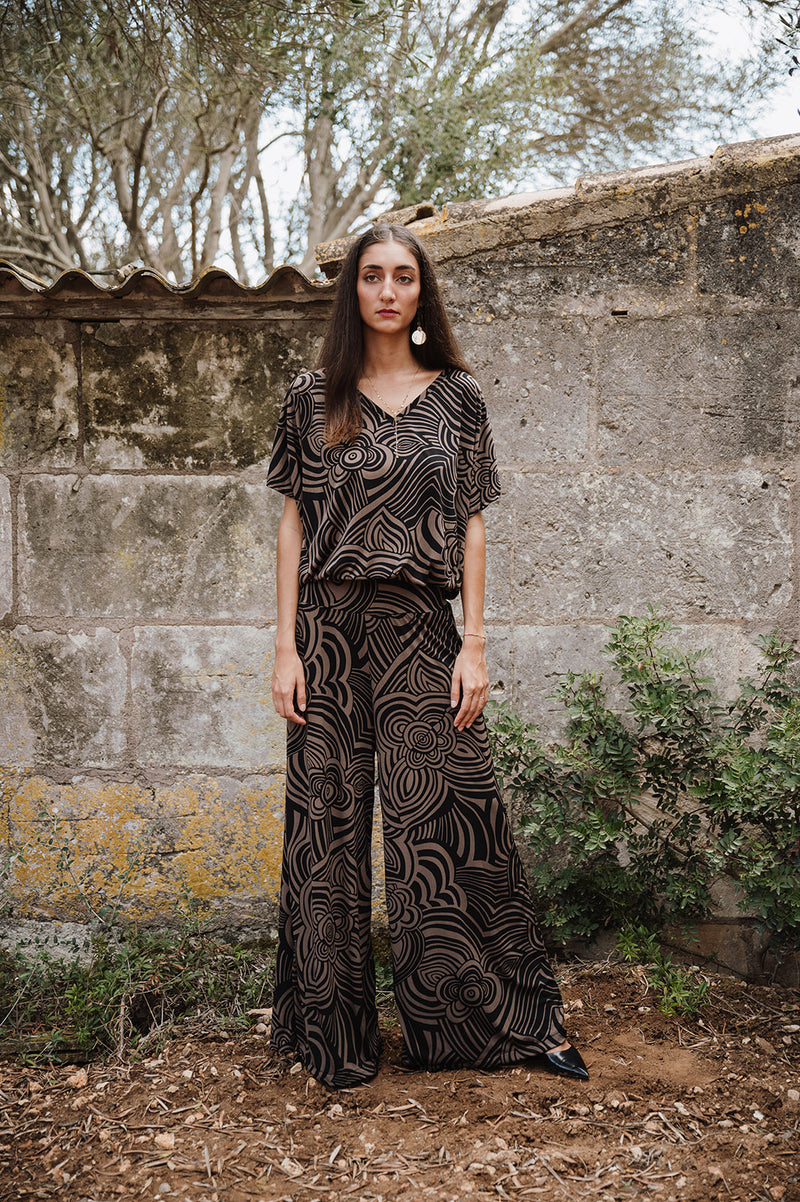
450, 639, 489, 731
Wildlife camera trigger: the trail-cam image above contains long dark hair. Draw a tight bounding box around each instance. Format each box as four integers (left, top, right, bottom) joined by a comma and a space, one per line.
318, 223, 470, 444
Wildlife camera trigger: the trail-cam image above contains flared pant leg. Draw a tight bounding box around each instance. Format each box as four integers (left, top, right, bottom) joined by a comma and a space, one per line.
367, 587, 567, 1070
270, 586, 382, 1087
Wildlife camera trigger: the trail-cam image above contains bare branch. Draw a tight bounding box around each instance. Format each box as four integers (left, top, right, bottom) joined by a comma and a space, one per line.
538, 0, 634, 56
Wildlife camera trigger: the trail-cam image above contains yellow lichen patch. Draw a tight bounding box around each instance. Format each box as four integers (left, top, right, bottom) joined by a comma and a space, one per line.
7, 777, 154, 921
157, 777, 285, 906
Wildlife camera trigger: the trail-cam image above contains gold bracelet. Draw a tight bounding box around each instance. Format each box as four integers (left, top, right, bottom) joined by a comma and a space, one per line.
464, 633, 486, 641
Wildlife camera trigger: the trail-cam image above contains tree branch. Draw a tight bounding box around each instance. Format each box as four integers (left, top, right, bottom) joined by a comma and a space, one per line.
538, 0, 633, 56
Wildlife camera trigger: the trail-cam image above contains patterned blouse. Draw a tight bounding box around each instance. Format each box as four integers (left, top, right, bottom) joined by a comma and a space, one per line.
266, 367, 501, 598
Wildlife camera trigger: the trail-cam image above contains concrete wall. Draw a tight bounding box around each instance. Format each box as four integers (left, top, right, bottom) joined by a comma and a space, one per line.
1, 134, 799, 976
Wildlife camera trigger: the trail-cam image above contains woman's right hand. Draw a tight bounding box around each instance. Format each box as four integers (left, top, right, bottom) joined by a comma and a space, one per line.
272, 645, 307, 725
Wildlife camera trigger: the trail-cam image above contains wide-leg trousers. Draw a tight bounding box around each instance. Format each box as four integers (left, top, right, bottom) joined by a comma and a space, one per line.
270, 579, 566, 1087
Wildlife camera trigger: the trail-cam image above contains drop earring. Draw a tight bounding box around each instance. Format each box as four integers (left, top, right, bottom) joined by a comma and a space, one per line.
411, 318, 427, 346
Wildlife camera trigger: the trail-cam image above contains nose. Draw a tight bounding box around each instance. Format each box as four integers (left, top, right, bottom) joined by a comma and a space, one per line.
379, 277, 396, 301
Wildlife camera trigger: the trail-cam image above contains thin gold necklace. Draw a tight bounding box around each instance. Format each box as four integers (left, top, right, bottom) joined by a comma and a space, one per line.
367, 367, 421, 455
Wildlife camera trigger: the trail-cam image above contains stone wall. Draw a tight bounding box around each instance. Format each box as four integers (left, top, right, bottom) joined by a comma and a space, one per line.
1, 133, 799, 978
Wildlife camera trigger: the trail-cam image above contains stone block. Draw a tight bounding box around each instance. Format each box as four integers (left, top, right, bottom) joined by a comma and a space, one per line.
484, 623, 513, 704
3, 772, 284, 923
0, 475, 11, 618
597, 314, 800, 464
0, 627, 127, 767
151, 774, 284, 912
444, 212, 690, 316
508, 622, 768, 739
510, 468, 792, 622
483, 476, 515, 622
467, 318, 592, 465
82, 321, 326, 468
131, 626, 284, 769
507, 624, 615, 737
697, 183, 800, 305
19, 476, 282, 620
0, 326, 79, 467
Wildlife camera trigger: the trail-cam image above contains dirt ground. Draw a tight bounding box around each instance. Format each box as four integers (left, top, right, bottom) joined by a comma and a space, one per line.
1, 962, 798, 1202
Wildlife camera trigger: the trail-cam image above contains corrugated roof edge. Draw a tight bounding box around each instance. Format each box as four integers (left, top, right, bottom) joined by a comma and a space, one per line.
0, 260, 333, 303
315, 131, 800, 274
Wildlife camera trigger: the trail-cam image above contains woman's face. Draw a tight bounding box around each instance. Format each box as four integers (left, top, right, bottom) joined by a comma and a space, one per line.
356, 239, 422, 337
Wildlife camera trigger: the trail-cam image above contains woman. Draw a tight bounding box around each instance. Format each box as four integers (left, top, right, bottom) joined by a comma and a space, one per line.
267, 222, 588, 1088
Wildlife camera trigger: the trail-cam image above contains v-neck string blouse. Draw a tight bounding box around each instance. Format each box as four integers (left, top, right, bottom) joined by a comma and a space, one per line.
266, 367, 501, 598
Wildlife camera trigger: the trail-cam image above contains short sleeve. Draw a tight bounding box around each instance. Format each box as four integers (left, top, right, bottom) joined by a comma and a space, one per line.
267, 383, 302, 501
460, 382, 501, 516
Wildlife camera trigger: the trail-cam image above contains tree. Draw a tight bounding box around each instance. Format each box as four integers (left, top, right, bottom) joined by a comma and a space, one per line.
0, 0, 376, 280
0, 0, 782, 282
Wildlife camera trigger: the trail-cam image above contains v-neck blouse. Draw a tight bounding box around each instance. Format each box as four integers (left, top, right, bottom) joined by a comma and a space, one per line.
266, 367, 501, 598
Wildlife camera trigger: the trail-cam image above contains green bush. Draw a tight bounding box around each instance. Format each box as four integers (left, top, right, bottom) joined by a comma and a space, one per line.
0, 927, 275, 1059
489, 609, 800, 963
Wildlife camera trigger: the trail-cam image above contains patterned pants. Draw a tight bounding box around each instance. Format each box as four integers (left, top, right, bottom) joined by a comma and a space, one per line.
271, 580, 566, 1087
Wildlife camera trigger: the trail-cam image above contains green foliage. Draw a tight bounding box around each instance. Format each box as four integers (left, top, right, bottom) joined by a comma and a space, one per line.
617, 924, 710, 1016
0, 0, 784, 278
0, 925, 275, 1058
489, 610, 800, 962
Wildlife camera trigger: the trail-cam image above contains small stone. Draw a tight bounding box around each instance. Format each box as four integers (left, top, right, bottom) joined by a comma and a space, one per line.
255, 1022, 268, 1034
158, 1186, 172, 1196
154, 1133, 175, 1151
755, 1036, 776, 1055
279, 1157, 303, 1178
786, 1089, 799, 1104
66, 1069, 88, 1090
769, 1186, 786, 1200
182, 1069, 193, 1080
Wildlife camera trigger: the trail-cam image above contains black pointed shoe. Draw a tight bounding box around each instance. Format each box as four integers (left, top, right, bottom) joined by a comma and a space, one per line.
537, 1046, 589, 1081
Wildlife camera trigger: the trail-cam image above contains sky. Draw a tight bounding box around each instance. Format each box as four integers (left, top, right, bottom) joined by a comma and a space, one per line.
711, 8, 800, 141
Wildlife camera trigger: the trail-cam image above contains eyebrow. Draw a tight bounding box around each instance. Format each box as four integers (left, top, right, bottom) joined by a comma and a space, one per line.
360, 262, 417, 272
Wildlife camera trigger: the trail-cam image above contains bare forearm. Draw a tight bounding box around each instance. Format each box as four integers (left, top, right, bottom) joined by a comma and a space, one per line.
275, 499, 302, 649
461, 512, 486, 637
272, 497, 307, 724
451, 512, 489, 730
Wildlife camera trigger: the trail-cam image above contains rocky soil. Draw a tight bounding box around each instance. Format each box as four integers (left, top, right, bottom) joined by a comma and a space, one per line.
1, 962, 798, 1202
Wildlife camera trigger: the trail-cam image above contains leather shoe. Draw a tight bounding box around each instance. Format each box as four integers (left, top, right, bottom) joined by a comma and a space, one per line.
537, 1045, 589, 1080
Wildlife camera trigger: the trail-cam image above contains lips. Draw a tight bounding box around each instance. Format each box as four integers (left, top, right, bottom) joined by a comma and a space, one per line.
378, 309, 399, 316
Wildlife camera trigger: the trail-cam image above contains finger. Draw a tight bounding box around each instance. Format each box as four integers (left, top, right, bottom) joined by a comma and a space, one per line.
295, 672, 307, 714
450, 668, 462, 710
454, 690, 478, 730
462, 686, 489, 729
463, 693, 488, 729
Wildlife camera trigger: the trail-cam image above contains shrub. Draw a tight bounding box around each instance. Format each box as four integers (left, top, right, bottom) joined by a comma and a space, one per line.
489, 610, 800, 964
